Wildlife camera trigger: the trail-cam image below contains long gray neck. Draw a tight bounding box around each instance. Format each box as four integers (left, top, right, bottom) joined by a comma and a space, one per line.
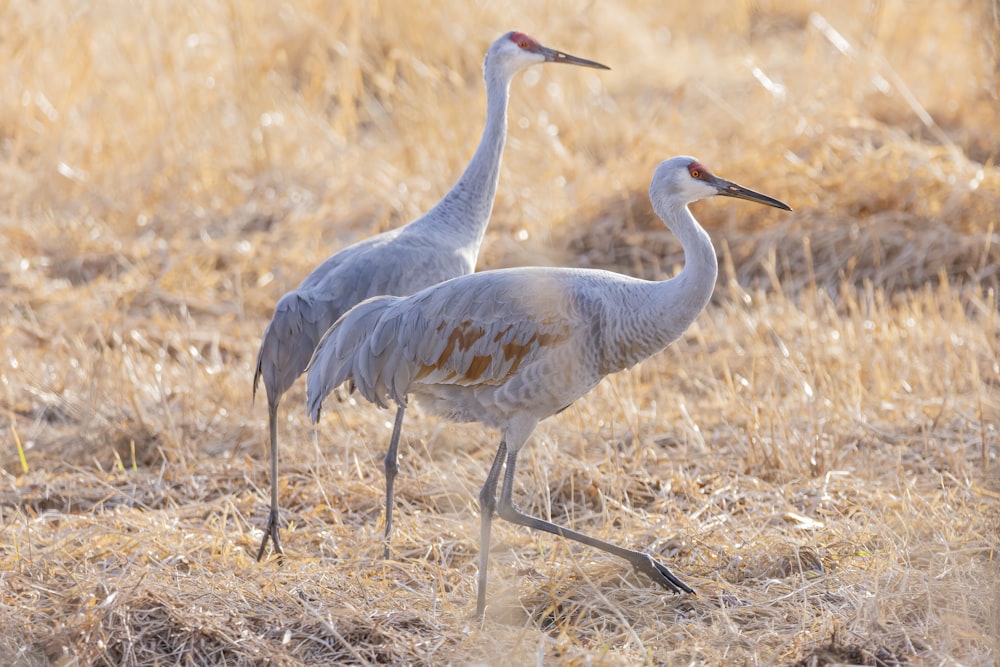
652, 197, 719, 329
422, 66, 510, 248
604, 196, 719, 371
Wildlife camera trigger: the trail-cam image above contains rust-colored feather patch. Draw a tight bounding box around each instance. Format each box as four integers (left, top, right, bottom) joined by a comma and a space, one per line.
464, 354, 493, 381
415, 320, 486, 380
416, 320, 572, 384
500, 328, 572, 378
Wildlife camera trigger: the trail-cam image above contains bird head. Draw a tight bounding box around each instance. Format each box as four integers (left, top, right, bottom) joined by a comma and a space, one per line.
485, 31, 609, 79
651, 156, 792, 211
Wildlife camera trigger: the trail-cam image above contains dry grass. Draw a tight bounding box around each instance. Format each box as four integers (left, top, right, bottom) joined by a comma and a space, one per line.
1, 0, 999, 664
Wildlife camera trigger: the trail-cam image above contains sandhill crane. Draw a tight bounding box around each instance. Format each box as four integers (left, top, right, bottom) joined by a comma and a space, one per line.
305, 156, 791, 616
252, 31, 608, 560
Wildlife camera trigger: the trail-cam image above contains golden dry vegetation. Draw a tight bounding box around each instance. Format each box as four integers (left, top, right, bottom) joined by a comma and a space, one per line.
2, 1, 999, 665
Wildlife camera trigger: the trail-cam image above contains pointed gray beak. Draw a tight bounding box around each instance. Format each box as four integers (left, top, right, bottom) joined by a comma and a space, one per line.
540, 46, 610, 70
709, 175, 792, 210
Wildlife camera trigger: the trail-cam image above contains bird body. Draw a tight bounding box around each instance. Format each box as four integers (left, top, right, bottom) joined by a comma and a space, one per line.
253, 31, 609, 560
306, 155, 791, 617
259, 222, 478, 401
308, 267, 707, 431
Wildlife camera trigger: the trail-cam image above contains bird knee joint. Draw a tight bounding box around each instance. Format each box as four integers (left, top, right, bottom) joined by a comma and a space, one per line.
496, 501, 520, 522
478, 491, 496, 514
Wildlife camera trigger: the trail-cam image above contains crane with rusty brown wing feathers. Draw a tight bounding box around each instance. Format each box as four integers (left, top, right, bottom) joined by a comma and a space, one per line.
306, 156, 791, 617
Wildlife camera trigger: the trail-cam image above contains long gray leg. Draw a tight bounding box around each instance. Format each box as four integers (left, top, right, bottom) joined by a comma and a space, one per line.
256, 398, 284, 561
382, 406, 406, 558
496, 447, 693, 595
475, 441, 508, 619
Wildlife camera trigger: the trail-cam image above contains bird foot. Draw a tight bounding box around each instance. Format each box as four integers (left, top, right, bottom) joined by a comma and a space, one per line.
255, 511, 285, 562
632, 552, 694, 595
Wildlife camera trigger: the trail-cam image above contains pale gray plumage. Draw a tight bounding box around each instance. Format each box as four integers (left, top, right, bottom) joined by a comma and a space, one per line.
306, 156, 791, 617
252, 31, 608, 561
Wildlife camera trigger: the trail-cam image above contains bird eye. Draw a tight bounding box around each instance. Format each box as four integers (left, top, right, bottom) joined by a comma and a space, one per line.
519, 40, 528, 49
690, 169, 700, 178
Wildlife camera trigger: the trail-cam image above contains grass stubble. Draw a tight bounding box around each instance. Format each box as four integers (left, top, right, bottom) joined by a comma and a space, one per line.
1, 1, 998, 664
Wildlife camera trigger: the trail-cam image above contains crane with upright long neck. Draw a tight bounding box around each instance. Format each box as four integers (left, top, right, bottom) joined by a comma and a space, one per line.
305, 156, 792, 616
253, 31, 608, 561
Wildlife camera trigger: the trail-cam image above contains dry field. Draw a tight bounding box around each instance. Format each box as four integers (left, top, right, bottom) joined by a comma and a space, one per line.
2, 1, 999, 665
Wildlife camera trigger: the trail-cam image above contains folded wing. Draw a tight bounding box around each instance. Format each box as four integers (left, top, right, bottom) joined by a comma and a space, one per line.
306, 270, 577, 421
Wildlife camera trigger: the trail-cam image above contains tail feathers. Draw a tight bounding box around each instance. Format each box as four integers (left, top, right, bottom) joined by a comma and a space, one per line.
252, 344, 264, 404
306, 295, 401, 422
386, 346, 414, 405
254, 290, 331, 407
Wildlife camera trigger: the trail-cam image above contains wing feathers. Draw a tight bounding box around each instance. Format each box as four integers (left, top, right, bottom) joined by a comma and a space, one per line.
306, 295, 402, 420
306, 270, 580, 420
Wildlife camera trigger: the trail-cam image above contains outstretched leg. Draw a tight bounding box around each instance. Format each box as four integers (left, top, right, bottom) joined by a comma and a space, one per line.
382, 406, 406, 559
256, 398, 285, 561
495, 447, 693, 596
476, 441, 508, 619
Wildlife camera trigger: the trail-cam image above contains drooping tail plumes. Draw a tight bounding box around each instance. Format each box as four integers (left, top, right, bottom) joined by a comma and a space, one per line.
306, 295, 403, 421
